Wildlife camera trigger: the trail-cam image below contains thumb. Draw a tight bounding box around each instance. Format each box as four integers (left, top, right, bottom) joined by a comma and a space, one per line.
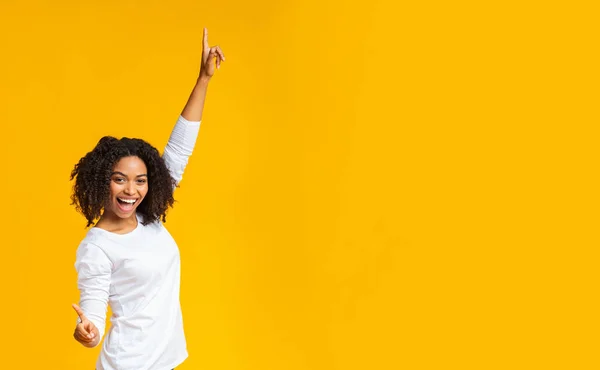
85, 320, 96, 331
84, 321, 96, 339
78, 323, 90, 335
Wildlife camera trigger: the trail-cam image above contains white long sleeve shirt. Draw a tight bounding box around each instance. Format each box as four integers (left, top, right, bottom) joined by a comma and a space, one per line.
75, 115, 201, 370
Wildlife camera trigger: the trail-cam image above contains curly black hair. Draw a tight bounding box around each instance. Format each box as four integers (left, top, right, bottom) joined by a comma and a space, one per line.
70, 136, 176, 227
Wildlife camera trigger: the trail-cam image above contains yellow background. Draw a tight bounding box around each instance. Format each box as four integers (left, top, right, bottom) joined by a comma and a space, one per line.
0, 0, 597, 369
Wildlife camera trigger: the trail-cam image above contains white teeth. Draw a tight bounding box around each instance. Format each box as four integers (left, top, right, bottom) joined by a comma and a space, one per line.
118, 198, 137, 204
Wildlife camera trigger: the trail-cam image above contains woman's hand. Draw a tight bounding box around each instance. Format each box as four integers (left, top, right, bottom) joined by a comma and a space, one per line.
72, 303, 100, 348
198, 27, 225, 81
181, 27, 226, 121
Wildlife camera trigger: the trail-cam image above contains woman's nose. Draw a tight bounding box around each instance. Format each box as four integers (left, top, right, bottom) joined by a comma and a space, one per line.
124, 182, 136, 194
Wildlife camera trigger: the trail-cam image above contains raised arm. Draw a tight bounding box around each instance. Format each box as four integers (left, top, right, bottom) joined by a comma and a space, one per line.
181, 27, 225, 121
163, 28, 225, 186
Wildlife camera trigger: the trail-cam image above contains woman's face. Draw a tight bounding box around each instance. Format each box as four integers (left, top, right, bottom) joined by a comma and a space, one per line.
105, 156, 149, 219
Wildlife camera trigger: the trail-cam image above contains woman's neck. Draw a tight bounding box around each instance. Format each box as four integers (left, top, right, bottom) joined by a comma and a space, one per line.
95, 211, 138, 233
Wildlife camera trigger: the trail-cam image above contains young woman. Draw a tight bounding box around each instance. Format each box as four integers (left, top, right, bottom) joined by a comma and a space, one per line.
70, 28, 225, 370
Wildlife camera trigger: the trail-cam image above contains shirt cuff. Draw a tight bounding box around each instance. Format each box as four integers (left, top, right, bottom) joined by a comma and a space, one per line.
178, 115, 201, 125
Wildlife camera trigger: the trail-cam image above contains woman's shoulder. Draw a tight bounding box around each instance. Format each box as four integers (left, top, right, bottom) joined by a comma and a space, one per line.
81, 225, 104, 241
77, 229, 109, 253
74, 233, 113, 267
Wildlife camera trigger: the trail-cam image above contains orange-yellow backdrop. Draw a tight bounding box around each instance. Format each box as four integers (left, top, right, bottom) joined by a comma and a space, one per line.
0, 0, 597, 369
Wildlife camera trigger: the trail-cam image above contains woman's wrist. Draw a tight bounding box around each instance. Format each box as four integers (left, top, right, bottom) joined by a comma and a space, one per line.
197, 75, 211, 86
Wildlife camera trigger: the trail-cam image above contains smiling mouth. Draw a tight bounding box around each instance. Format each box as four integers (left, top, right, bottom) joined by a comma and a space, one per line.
117, 197, 138, 204
116, 197, 139, 211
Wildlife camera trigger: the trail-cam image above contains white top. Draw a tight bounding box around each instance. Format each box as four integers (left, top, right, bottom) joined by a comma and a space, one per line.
75, 115, 201, 370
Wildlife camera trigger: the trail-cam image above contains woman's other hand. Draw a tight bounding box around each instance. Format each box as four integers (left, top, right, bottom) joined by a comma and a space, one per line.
72, 303, 100, 348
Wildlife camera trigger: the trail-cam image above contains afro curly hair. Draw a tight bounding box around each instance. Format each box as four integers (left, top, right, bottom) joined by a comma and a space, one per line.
70, 136, 177, 227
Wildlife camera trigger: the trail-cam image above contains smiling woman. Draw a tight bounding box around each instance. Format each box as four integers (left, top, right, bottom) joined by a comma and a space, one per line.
68, 27, 225, 370
70, 138, 174, 231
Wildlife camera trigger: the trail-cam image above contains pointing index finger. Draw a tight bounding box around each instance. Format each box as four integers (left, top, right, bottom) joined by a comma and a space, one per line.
72, 303, 87, 321
203, 28, 209, 52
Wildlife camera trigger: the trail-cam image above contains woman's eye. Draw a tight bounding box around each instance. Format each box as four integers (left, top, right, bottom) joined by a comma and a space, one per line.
137, 179, 147, 184
115, 178, 125, 183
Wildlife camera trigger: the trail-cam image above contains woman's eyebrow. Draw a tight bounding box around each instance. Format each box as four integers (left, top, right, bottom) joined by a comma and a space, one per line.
111, 171, 148, 177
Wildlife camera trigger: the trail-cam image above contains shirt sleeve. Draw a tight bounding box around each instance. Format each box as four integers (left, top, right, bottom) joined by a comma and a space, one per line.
74, 242, 113, 345
162, 115, 202, 186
